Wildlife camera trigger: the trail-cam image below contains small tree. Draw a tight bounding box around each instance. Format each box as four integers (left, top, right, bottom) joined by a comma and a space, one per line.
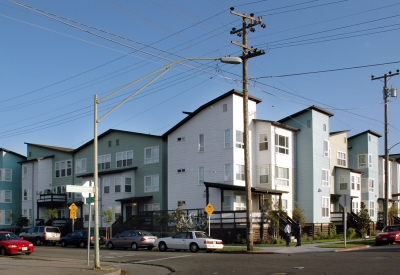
357, 202, 371, 237
388, 204, 398, 225
100, 207, 113, 239
43, 208, 58, 226
170, 202, 186, 233
16, 216, 29, 228
292, 201, 305, 227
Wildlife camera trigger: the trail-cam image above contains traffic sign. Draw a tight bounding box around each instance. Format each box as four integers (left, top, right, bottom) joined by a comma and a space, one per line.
69, 203, 78, 211
69, 203, 78, 219
205, 203, 214, 215
66, 185, 95, 194
86, 197, 94, 204
339, 194, 351, 208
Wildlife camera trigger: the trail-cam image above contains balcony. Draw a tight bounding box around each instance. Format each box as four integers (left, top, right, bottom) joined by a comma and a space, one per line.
37, 193, 67, 206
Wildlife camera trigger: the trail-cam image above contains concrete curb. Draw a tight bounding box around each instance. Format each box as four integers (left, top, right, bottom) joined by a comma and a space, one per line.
335, 245, 370, 252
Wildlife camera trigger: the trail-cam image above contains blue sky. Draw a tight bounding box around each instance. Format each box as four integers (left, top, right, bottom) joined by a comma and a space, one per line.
1, 0, 400, 156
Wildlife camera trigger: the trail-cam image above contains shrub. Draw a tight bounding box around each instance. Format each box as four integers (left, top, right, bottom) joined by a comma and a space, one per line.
347, 227, 356, 239
273, 238, 285, 245
329, 224, 337, 239
316, 231, 329, 240
234, 234, 246, 244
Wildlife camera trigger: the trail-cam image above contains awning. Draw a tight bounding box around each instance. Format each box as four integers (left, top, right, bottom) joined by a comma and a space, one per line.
204, 182, 289, 195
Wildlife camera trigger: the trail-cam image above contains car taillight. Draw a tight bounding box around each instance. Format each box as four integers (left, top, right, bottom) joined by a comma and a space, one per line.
43, 232, 47, 239
141, 237, 146, 241
90, 237, 94, 241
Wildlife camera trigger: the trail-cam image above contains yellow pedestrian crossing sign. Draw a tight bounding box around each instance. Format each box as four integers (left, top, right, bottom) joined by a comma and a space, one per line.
205, 203, 214, 215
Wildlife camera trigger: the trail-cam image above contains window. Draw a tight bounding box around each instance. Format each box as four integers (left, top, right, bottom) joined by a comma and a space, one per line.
144, 203, 160, 211
0, 210, 12, 225
368, 178, 374, 192
275, 166, 289, 186
236, 130, 244, 149
198, 134, 204, 152
55, 160, 72, 178
235, 164, 245, 181
368, 154, 372, 168
337, 151, 346, 166
356, 176, 361, 190
259, 134, 268, 151
259, 166, 269, 184
198, 167, 204, 186
339, 175, 348, 190
0, 168, 12, 181
177, 137, 186, 141
351, 176, 355, 190
321, 169, 329, 187
282, 199, 288, 210
145, 146, 159, 164
22, 165, 27, 179
223, 196, 231, 211
116, 139, 120, 146
322, 197, 330, 218
234, 195, 246, 210
145, 175, 159, 192
369, 201, 375, 217
125, 178, 132, 193
108, 140, 112, 147
352, 201, 359, 213
23, 188, 31, 201
0, 190, 12, 203
323, 139, 329, 157
224, 164, 232, 181
58, 209, 66, 219
98, 154, 111, 170
177, 169, 186, 173
53, 185, 65, 194
275, 134, 289, 154
358, 154, 367, 168
116, 150, 133, 168
323, 124, 327, 131
344, 137, 347, 144
224, 129, 231, 148
114, 178, 121, 193
103, 178, 110, 194
75, 158, 87, 174
223, 104, 227, 112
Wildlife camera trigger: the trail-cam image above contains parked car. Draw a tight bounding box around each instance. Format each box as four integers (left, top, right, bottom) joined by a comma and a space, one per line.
154, 231, 223, 253
106, 230, 157, 251
19, 226, 61, 246
0, 231, 34, 256
60, 230, 106, 248
375, 224, 400, 245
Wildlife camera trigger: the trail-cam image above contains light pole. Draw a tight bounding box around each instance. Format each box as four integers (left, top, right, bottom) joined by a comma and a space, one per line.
371, 70, 398, 228
92, 56, 241, 268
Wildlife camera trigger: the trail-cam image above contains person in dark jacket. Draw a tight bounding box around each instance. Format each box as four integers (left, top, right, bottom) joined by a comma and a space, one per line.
295, 222, 301, 247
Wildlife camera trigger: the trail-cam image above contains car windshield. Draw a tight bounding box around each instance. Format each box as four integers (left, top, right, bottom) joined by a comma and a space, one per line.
136, 231, 153, 236
194, 231, 211, 238
0, 233, 20, 240
46, 228, 60, 233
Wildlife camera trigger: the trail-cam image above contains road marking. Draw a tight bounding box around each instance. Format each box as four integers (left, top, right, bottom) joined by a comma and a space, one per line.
135, 255, 191, 263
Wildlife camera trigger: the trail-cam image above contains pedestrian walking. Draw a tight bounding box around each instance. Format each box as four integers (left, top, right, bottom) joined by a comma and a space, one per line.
295, 222, 301, 247
284, 223, 291, 247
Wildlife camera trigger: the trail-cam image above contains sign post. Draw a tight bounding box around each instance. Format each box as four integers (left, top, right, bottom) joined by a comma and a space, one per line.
205, 203, 214, 236
339, 194, 350, 248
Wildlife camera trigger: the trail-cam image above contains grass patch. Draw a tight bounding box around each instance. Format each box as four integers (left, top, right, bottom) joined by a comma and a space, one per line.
216, 247, 263, 253
317, 239, 375, 249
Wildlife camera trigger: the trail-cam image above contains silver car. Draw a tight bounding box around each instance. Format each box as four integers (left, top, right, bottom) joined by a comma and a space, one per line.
106, 230, 157, 251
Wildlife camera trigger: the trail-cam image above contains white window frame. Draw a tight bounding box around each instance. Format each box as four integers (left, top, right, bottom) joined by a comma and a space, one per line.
236, 130, 244, 149
275, 134, 289, 155
223, 196, 231, 211
368, 178, 374, 192
144, 203, 160, 211
22, 165, 28, 179
235, 164, 245, 181
368, 154, 373, 168
356, 176, 361, 191
103, 178, 110, 194
114, 178, 121, 193
339, 175, 348, 190
0, 168, 12, 181
323, 139, 329, 157
259, 166, 269, 184
198, 134, 204, 152
351, 176, 355, 190
322, 197, 330, 218
145, 146, 159, 164
282, 199, 288, 210
23, 188, 32, 201
0, 190, 12, 203
224, 129, 231, 148
337, 151, 346, 166
259, 133, 268, 151
0, 210, 12, 225
224, 164, 232, 181
198, 167, 204, 186
125, 178, 132, 193
275, 166, 289, 186
145, 174, 159, 192
98, 154, 111, 170
55, 160, 72, 178
116, 150, 133, 168
321, 169, 330, 187
223, 103, 227, 112
75, 158, 87, 174
352, 201, 359, 213
234, 195, 246, 210
369, 201, 375, 217
358, 154, 367, 168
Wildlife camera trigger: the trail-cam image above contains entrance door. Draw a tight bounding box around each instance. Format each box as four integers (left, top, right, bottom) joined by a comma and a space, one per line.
125, 206, 132, 222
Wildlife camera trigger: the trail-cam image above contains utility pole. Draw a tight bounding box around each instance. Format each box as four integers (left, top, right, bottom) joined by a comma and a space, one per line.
371, 70, 399, 228
230, 7, 265, 251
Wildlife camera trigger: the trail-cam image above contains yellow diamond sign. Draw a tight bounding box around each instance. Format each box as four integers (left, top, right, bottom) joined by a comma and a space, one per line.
205, 203, 214, 216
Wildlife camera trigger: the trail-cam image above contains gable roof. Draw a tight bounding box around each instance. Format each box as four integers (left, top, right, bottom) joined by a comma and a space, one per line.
253, 119, 299, 132
0, 147, 26, 159
24, 143, 74, 153
162, 89, 262, 137
348, 129, 382, 140
278, 105, 334, 123
330, 130, 350, 136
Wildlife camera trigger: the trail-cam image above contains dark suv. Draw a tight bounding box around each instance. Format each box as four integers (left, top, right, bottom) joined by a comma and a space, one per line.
60, 230, 106, 248
19, 226, 61, 246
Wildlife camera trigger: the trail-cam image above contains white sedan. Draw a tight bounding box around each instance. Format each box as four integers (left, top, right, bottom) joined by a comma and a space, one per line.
154, 231, 223, 253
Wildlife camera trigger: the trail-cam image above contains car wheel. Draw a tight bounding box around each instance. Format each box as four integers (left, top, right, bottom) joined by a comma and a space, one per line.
61, 241, 67, 247
79, 241, 86, 248
131, 242, 139, 251
158, 242, 167, 252
107, 242, 114, 250
189, 243, 199, 253
147, 246, 154, 251
35, 238, 42, 246
0, 247, 7, 256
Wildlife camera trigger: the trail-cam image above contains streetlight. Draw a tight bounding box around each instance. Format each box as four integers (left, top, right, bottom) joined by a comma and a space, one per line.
92, 56, 242, 268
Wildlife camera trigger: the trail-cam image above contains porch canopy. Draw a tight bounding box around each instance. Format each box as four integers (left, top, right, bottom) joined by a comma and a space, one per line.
204, 181, 289, 211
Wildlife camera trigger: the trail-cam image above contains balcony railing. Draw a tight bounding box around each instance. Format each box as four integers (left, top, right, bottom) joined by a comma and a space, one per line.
37, 193, 67, 204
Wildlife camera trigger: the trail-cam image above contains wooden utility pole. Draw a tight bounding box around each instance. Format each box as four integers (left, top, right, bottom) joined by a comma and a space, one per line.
371, 70, 399, 228
229, 7, 265, 251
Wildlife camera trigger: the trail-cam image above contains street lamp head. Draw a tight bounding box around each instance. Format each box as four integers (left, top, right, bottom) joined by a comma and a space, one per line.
220, 56, 242, 65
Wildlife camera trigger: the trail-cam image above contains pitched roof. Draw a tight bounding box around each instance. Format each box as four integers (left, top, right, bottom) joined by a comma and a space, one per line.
253, 119, 299, 132
0, 147, 26, 159
348, 129, 382, 139
163, 89, 262, 137
278, 105, 334, 123
330, 130, 350, 136
24, 143, 74, 153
